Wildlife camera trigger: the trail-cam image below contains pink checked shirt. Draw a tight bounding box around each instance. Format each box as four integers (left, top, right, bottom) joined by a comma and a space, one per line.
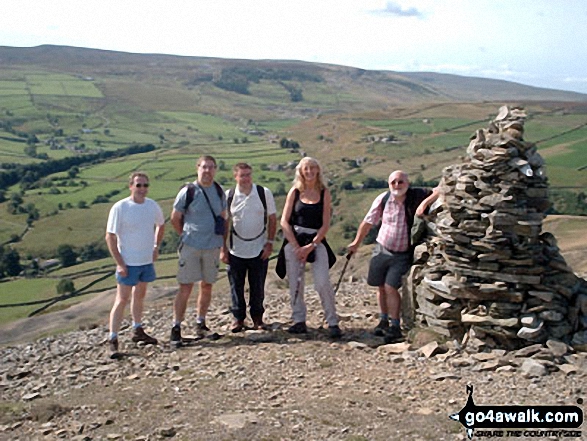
364, 192, 409, 252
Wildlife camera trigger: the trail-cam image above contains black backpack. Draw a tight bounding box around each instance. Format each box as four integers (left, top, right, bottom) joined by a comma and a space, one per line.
226, 185, 267, 243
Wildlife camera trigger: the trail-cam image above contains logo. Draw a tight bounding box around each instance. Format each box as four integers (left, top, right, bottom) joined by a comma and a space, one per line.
450, 385, 583, 439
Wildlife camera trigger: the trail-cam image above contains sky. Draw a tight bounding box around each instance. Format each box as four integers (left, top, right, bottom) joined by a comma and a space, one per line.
2, 0, 587, 94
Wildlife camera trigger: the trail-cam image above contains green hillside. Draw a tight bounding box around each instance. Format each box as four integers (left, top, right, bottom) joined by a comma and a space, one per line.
0, 45, 586, 326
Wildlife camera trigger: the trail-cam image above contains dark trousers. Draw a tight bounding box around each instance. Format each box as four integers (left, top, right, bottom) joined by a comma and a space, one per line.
227, 253, 268, 321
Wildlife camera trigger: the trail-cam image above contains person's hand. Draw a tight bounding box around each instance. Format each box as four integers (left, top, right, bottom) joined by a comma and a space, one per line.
116, 264, 128, 278
261, 242, 273, 260
347, 242, 359, 255
220, 246, 229, 264
294, 244, 313, 262
152, 247, 160, 262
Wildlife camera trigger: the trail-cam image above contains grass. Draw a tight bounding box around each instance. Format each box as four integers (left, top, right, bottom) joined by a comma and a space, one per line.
1, 52, 587, 329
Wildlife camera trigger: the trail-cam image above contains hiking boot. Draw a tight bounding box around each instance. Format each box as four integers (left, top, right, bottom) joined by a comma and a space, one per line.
373, 317, 389, 336
109, 337, 120, 359
287, 322, 307, 334
383, 325, 403, 344
231, 320, 245, 333
252, 316, 268, 331
170, 324, 182, 348
328, 325, 342, 339
132, 326, 158, 345
196, 321, 210, 336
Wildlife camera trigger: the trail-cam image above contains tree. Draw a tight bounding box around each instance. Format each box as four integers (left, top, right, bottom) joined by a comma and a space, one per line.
1, 248, 22, 277
67, 166, 80, 179
79, 243, 108, 262
57, 244, 78, 267
56, 278, 75, 295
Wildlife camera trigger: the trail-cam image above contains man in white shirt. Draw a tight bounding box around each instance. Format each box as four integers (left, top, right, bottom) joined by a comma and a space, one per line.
221, 163, 277, 331
106, 172, 165, 358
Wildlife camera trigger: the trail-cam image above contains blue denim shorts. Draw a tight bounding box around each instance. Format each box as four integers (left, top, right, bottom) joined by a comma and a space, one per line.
116, 264, 156, 286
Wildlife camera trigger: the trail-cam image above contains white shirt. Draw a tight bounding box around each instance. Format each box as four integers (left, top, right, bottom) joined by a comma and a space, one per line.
226, 184, 276, 258
106, 197, 165, 266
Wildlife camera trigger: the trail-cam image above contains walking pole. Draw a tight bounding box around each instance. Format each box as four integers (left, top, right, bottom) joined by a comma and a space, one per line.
334, 252, 353, 295
293, 260, 305, 306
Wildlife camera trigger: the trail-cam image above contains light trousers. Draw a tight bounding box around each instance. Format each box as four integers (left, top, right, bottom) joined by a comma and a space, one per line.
284, 242, 338, 326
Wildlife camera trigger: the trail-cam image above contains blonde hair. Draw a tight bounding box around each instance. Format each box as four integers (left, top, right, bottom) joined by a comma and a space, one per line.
293, 157, 327, 191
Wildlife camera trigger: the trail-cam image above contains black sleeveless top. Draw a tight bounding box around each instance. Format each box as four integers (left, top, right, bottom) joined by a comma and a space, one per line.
290, 188, 324, 229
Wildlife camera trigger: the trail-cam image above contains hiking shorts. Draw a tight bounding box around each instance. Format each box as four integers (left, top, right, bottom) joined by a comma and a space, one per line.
367, 243, 411, 288
177, 243, 220, 284
116, 264, 156, 286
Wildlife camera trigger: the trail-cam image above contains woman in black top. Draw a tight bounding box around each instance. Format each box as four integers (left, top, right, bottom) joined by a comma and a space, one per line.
280, 157, 341, 338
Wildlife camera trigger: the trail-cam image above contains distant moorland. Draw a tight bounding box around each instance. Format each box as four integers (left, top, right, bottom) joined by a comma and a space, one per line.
0, 45, 586, 327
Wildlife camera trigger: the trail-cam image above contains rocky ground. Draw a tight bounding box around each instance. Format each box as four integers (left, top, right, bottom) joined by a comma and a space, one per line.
1, 279, 586, 441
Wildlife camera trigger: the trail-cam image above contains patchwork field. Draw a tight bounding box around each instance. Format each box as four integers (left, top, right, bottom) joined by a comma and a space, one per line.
0, 46, 586, 328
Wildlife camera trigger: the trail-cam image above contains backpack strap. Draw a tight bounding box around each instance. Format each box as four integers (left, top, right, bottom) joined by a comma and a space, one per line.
229, 184, 268, 244
184, 181, 225, 213
227, 187, 236, 217
184, 183, 196, 212
379, 191, 391, 218
256, 185, 267, 226
213, 181, 224, 200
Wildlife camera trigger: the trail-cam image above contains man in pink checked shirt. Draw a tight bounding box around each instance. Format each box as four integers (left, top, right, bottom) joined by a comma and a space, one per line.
348, 170, 439, 343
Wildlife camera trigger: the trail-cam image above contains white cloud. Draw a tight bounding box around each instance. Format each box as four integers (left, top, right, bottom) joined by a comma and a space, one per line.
564, 77, 587, 84
370, 1, 424, 18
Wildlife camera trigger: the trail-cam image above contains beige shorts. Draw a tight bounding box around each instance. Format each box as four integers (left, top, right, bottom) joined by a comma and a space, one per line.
177, 243, 220, 284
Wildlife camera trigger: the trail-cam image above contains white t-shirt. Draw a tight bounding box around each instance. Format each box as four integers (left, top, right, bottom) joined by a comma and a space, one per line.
226, 184, 276, 258
106, 197, 165, 266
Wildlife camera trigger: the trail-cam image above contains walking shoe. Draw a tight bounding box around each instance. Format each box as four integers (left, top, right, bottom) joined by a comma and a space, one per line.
383, 325, 403, 344
131, 326, 158, 345
373, 317, 389, 336
196, 321, 210, 336
170, 324, 182, 348
252, 316, 268, 331
231, 320, 245, 333
287, 322, 307, 334
109, 337, 120, 359
328, 325, 342, 339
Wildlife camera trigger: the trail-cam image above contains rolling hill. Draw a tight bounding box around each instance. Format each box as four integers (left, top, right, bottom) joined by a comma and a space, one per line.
1, 45, 586, 329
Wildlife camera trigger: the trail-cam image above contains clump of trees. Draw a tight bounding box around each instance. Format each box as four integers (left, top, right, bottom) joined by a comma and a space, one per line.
279, 138, 300, 150
0, 246, 22, 278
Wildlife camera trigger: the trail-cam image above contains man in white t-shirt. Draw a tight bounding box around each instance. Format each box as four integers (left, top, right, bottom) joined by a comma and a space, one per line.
221, 163, 276, 332
105, 172, 165, 359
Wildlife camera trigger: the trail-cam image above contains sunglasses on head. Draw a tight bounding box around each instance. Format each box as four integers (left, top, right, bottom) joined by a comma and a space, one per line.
135, 183, 149, 188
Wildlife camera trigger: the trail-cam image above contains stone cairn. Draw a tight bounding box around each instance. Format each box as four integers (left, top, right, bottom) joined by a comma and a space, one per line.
407, 106, 587, 350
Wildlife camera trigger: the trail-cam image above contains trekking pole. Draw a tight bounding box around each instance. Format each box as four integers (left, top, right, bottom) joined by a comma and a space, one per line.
293, 260, 305, 306
334, 252, 353, 295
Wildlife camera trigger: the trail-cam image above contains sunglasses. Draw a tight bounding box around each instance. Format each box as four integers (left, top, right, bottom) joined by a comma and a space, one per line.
135, 183, 150, 188
390, 180, 405, 185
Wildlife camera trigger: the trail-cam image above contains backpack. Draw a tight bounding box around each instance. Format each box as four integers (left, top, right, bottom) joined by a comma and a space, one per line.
227, 185, 267, 242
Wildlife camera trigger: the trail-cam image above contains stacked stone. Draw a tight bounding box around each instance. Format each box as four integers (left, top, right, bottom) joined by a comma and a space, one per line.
412, 106, 586, 349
